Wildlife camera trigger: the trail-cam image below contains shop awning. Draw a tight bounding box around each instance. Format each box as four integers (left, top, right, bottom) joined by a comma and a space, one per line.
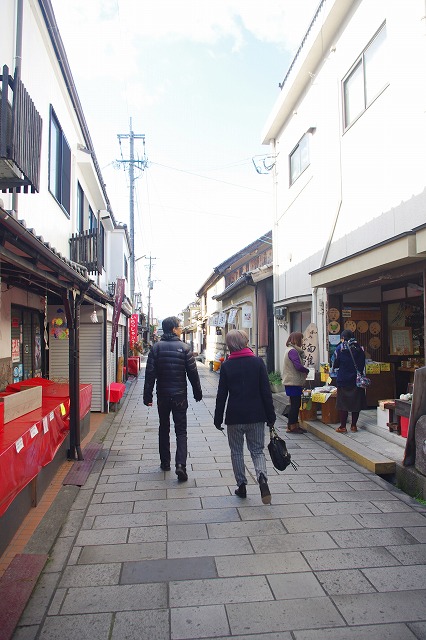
310, 233, 422, 289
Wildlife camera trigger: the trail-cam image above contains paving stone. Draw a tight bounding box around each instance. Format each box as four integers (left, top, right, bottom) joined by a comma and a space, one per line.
170, 575, 272, 607
362, 564, 426, 591
408, 621, 426, 640
93, 512, 166, 529
37, 613, 113, 640
128, 525, 168, 543
333, 590, 426, 625
95, 481, 136, 493
168, 536, 253, 558
251, 531, 337, 553
111, 609, 170, 640
78, 542, 166, 564
167, 524, 208, 541
316, 568, 376, 595
284, 515, 362, 533
101, 489, 166, 502
309, 501, 382, 516
354, 512, 426, 528
330, 527, 417, 548
17, 572, 61, 626
268, 571, 325, 599
293, 623, 418, 640
404, 527, 426, 543
386, 543, 426, 565
121, 556, 217, 584
207, 519, 286, 538
132, 497, 202, 512
371, 499, 414, 512
329, 490, 398, 502
11, 625, 40, 640
303, 546, 400, 570
86, 502, 134, 517
59, 510, 86, 537
167, 507, 240, 525
171, 604, 230, 639
167, 486, 231, 499
226, 597, 344, 634
75, 528, 128, 546
312, 473, 369, 483
60, 583, 167, 614
215, 551, 310, 577
59, 563, 121, 588
288, 482, 353, 492
43, 537, 75, 574
238, 504, 312, 520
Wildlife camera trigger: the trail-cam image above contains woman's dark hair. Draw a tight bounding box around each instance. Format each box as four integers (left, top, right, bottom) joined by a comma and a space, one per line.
162, 316, 180, 333
286, 332, 304, 347
341, 329, 354, 341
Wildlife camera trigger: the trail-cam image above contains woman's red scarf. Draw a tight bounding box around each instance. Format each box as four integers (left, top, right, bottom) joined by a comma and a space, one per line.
228, 348, 255, 359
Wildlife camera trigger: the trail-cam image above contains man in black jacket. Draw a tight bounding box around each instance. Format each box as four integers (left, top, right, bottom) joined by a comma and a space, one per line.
143, 316, 202, 481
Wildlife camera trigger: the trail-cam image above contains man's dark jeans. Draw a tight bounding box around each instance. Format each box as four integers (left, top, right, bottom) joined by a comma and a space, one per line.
157, 394, 188, 467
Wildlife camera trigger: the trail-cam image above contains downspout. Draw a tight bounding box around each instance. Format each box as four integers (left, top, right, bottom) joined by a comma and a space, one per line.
312, 66, 343, 363
271, 138, 279, 369
11, 0, 23, 218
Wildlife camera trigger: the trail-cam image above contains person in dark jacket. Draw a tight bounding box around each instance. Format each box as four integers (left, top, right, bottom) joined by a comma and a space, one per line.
143, 316, 202, 481
214, 329, 276, 504
332, 329, 367, 433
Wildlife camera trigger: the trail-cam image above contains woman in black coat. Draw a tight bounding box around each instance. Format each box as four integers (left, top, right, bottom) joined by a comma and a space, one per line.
333, 329, 367, 433
214, 329, 276, 504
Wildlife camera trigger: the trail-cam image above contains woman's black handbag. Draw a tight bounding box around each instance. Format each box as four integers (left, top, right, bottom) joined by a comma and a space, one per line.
268, 426, 298, 471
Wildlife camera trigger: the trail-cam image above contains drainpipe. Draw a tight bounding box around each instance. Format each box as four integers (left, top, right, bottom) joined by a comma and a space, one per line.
11, 0, 23, 218
271, 138, 279, 369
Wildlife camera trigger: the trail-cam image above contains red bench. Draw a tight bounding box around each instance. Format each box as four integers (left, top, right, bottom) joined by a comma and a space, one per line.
106, 383, 126, 411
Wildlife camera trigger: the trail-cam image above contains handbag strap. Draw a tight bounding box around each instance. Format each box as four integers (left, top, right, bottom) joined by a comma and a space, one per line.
346, 342, 362, 375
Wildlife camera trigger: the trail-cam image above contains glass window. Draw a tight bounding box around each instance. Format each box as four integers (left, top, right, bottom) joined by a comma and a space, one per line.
76, 182, 84, 232
290, 133, 310, 185
343, 24, 387, 129
49, 107, 71, 215
290, 310, 311, 334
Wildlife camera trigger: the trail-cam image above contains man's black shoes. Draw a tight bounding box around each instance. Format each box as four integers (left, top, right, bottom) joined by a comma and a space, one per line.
235, 483, 246, 498
160, 463, 171, 471
258, 473, 271, 504
175, 464, 188, 482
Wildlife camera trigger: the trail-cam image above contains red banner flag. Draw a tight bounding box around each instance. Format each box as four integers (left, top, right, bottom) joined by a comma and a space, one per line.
129, 313, 138, 349
110, 278, 125, 352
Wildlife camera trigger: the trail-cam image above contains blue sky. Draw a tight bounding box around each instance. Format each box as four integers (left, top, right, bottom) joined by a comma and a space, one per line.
50, 0, 318, 320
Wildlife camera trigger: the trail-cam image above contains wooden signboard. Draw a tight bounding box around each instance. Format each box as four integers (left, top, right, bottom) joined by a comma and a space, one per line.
0, 386, 42, 424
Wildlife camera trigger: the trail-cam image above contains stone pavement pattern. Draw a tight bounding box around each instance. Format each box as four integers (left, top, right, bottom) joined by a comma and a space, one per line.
13, 362, 426, 640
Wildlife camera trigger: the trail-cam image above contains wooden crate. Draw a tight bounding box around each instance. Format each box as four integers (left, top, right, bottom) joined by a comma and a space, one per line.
0, 386, 42, 424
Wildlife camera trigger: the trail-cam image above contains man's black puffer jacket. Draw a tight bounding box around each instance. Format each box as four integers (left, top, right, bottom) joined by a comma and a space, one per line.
143, 334, 202, 403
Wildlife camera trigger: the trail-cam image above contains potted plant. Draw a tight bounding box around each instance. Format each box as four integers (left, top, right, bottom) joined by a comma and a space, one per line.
268, 371, 283, 393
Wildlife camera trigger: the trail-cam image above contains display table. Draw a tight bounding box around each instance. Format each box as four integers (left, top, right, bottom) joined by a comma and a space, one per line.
0, 381, 92, 517
128, 356, 140, 376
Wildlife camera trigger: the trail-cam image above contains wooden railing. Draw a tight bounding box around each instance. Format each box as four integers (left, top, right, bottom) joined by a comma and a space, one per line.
69, 230, 102, 274
0, 65, 42, 193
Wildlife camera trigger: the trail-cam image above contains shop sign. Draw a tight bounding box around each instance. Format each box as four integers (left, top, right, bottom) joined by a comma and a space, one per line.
12, 338, 20, 363
129, 313, 138, 348
217, 312, 227, 328
110, 278, 125, 352
242, 305, 252, 328
228, 308, 238, 325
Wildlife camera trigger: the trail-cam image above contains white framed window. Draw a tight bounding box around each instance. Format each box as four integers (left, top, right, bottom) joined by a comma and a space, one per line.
289, 133, 310, 185
49, 107, 71, 215
343, 23, 387, 129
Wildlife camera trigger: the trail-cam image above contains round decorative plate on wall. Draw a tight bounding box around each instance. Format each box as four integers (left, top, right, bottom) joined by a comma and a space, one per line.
328, 321, 340, 335
357, 320, 368, 333
369, 337, 381, 350
328, 308, 340, 321
344, 320, 357, 332
369, 321, 381, 335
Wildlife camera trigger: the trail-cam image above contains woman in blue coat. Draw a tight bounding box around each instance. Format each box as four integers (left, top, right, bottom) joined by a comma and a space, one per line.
332, 329, 367, 433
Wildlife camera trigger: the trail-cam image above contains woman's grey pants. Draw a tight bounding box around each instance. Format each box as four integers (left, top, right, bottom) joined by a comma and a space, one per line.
227, 422, 268, 486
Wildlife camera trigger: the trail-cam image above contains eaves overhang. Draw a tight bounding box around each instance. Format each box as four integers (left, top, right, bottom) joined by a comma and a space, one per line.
310, 232, 422, 289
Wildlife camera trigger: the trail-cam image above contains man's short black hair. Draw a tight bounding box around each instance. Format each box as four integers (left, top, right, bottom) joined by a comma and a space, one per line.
162, 316, 181, 333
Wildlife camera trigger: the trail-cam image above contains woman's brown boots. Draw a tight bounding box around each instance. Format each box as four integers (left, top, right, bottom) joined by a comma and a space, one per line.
286, 422, 306, 434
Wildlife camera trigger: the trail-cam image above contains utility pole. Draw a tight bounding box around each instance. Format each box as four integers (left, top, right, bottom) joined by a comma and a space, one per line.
117, 118, 147, 304
146, 254, 156, 343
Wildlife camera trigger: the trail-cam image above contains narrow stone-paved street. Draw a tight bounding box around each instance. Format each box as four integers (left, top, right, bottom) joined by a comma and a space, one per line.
13, 362, 426, 639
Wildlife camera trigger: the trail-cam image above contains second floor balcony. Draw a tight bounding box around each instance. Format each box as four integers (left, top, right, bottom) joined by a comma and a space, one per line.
0, 65, 42, 193
69, 229, 103, 275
